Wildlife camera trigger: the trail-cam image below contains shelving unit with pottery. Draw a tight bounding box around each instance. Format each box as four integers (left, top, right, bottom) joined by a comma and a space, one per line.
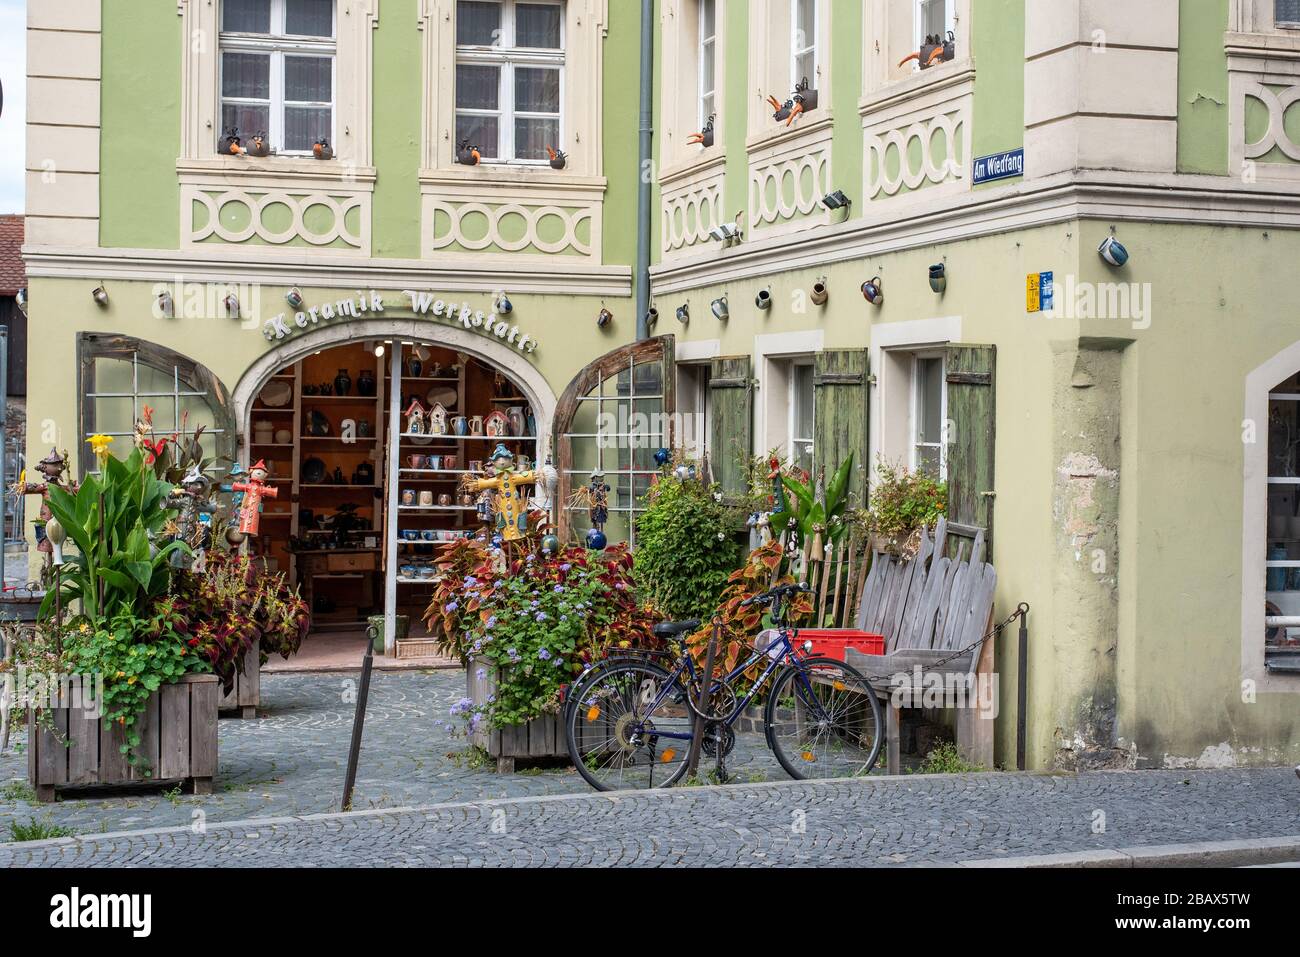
381, 347, 538, 657
248, 368, 301, 580
294, 345, 387, 627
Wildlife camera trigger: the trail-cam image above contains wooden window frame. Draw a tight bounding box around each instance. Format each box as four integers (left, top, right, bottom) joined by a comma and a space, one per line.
218, 0, 338, 156
454, 0, 566, 165
910, 350, 948, 481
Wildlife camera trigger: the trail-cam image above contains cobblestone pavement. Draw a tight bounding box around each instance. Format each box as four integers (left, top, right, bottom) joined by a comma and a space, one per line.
2, 767, 1297, 867
3, 671, 1297, 866
0, 670, 782, 839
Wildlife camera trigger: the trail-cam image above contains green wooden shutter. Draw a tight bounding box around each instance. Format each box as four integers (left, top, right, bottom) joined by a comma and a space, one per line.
709, 356, 753, 495
945, 344, 996, 557
813, 349, 869, 503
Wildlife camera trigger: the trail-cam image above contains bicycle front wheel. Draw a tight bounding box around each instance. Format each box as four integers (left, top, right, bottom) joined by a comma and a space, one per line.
566, 660, 694, 792
765, 656, 883, 780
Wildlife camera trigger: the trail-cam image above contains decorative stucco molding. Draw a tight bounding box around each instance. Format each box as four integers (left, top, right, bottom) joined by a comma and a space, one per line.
1227, 38, 1300, 184
660, 158, 726, 257
862, 70, 972, 202
748, 118, 833, 237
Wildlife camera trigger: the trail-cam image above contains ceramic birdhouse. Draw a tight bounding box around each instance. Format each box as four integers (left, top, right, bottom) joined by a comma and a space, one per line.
427, 401, 448, 436
221, 128, 245, 155
484, 410, 510, 438
247, 131, 270, 157
405, 399, 426, 436
456, 139, 482, 166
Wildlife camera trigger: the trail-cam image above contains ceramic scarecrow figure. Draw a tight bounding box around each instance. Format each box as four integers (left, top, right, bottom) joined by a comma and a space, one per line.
169, 464, 216, 570
567, 468, 612, 549
462, 444, 536, 542
13, 448, 75, 559
233, 459, 279, 538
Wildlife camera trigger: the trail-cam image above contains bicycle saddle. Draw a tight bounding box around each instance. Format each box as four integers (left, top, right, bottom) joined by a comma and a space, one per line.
652, 619, 701, 638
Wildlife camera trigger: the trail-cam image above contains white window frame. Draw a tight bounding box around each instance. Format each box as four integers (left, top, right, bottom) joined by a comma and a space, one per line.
218, 0, 338, 156
676, 362, 713, 460
914, 0, 956, 51
909, 351, 947, 480
454, 0, 566, 165
788, 358, 815, 472
699, 0, 718, 129
790, 0, 818, 90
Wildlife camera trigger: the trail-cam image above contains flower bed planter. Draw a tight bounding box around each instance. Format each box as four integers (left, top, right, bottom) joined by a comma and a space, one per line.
27, 673, 218, 802
218, 641, 260, 719
467, 655, 567, 773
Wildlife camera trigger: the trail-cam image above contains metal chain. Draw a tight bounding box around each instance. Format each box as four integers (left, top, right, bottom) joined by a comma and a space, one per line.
852, 602, 1030, 684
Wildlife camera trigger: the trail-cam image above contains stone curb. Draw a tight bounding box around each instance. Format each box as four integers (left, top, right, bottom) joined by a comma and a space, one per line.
961, 834, 1300, 868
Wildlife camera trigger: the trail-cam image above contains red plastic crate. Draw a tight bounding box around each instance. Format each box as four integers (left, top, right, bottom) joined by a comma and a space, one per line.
795, 629, 885, 660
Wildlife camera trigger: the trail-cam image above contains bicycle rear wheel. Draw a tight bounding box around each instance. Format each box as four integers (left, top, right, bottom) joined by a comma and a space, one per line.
566, 660, 694, 791
765, 656, 883, 779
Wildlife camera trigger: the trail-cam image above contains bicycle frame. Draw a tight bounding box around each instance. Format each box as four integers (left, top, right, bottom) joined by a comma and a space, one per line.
615, 626, 835, 743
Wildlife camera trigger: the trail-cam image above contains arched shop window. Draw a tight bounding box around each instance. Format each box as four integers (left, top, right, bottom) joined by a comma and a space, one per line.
1266, 369, 1300, 668
554, 337, 676, 546
77, 334, 235, 478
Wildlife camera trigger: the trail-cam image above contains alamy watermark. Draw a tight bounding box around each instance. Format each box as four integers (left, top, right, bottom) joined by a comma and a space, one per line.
1041, 273, 1152, 330
888, 667, 999, 719
2, 669, 105, 719
594, 410, 706, 451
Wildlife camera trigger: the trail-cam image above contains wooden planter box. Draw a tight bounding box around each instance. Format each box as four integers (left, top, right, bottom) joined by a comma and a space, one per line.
27, 674, 218, 803
218, 641, 260, 719
467, 655, 567, 773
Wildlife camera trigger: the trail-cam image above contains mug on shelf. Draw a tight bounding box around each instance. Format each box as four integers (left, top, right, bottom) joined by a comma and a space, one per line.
401, 489, 416, 506
443, 454, 458, 471
408, 454, 426, 470
438, 493, 453, 507
418, 490, 435, 507
427, 455, 442, 471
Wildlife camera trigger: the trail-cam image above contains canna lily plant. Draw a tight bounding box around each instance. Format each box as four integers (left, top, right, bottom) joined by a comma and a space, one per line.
780, 451, 855, 550
39, 446, 188, 623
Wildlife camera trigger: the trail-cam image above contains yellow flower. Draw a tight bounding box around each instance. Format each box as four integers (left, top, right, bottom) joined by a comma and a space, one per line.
79, 623, 89, 634
88, 434, 114, 463
115, 671, 125, 679
127, 676, 137, 685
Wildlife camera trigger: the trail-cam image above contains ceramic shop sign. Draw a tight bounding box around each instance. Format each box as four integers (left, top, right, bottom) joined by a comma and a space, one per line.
261, 291, 388, 341
258, 288, 540, 354
401, 290, 539, 354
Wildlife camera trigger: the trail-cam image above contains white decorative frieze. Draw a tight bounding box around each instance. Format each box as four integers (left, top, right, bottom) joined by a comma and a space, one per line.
746, 120, 833, 239
661, 160, 726, 257
862, 76, 971, 201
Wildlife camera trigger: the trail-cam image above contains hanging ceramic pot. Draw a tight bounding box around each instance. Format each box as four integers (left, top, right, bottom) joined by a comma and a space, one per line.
357, 369, 376, 397
334, 369, 352, 396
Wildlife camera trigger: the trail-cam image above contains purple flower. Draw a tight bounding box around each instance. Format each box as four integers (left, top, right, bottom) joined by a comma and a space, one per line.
476, 667, 487, 680
536, 612, 547, 622
506, 647, 518, 658
446, 600, 459, 612
485, 616, 497, 630
560, 563, 571, 572
554, 658, 564, 667
553, 585, 564, 593
537, 648, 552, 661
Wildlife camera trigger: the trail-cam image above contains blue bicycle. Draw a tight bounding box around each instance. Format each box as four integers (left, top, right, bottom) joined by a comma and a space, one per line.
565, 582, 884, 791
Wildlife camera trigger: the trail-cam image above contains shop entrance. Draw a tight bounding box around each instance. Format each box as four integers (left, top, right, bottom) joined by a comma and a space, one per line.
243, 335, 541, 654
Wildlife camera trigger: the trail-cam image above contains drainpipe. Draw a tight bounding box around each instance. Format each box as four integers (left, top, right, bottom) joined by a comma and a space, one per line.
635, 0, 655, 340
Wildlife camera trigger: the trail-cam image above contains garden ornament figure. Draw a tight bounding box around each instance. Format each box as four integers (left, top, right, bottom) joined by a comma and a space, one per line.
170, 464, 215, 570
233, 459, 278, 538
462, 443, 537, 542
533, 453, 560, 512
14, 448, 75, 559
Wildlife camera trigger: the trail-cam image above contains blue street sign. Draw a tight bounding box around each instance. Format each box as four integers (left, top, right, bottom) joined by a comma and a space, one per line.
973, 148, 1025, 186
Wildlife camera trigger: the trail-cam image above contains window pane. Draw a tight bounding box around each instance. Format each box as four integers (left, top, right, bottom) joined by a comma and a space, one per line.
222, 52, 270, 99
794, 364, 814, 441
1279, 0, 1300, 24
517, 3, 562, 48
221, 103, 271, 142
795, 0, 816, 45
456, 114, 500, 157
701, 0, 716, 39
285, 56, 332, 102
700, 41, 715, 95
286, 0, 334, 37
920, 0, 947, 36
916, 357, 943, 444
916, 445, 941, 479
456, 0, 502, 45
456, 64, 500, 110
223, 0, 271, 34
515, 67, 560, 113
794, 49, 815, 86
701, 93, 715, 125
285, 106, 332, 151
516, 116, 559, 158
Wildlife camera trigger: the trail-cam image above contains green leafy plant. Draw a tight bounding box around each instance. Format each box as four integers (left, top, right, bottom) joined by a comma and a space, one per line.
433, 544, 660, 731
633, 468, 743, 621
65, 604, 209, 770
8, 817, 75, 842
39, 447, 188, 622
781, 452, 855, 548
911, 741, 985, 774
866, 459, 947, 545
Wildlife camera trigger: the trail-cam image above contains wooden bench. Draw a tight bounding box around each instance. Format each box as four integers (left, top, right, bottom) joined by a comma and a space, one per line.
844, 518, 998, 775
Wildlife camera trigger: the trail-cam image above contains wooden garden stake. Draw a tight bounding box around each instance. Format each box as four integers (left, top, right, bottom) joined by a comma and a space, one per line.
685, 618, 721, 780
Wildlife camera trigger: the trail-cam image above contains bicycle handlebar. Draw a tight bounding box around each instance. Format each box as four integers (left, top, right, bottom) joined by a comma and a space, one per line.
740, 582, 812, 607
